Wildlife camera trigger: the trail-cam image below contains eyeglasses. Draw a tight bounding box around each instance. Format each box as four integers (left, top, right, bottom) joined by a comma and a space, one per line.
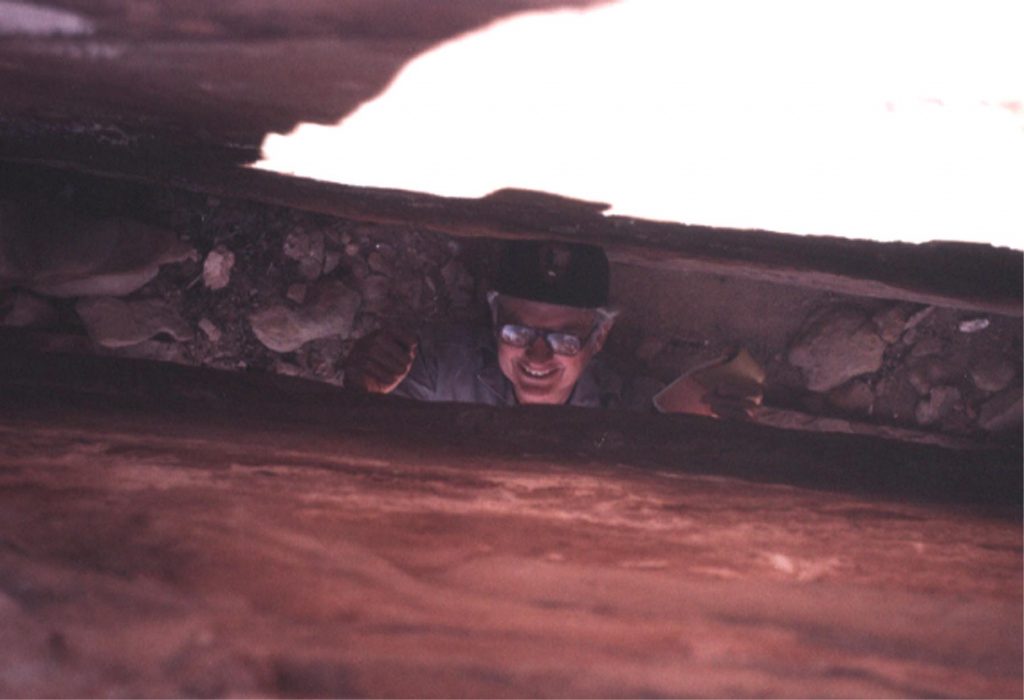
497, 323, 595, 357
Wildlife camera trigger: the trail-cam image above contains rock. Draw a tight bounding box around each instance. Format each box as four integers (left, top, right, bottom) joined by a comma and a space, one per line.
899, 307, 936, 345
76, 297, 194, 348
969, 354, 1016, 393
198, 318, 222, 343
283, 229, 325, 280
827, 379, 874, 416
0, 290, 57, 327
441, 258, 473, 305
910, 336, 944, 358
915, 386, 961, 426
351, 312, 379, 340
203, 245, 235, 290
273, 360, 304, 377
249, 280, 360, 353
906, 365, 931, 396
323, 250, 342, 275
286, 283, 307, 304
977, 387, 1023, 432
367, 250, 394, 277
107, 339, 189, 364
907, 356, 957, 396
871, 303, 919, 344
788, 307, 887, 392
359, 274, 390, 313
958, 316, 990, 333
344, 243, 360, 257
1, 200, 195, 297
872, 374, 920, 423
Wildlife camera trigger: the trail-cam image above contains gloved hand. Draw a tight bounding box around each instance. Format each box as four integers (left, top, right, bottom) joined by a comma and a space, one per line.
342, 328, 418, 394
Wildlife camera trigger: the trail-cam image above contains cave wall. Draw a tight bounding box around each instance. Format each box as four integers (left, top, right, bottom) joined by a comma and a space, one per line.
1, 166, 1020, 444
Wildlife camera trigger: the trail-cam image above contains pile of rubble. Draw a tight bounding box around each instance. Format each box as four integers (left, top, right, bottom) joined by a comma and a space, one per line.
0, 184, 489, 388
777, 302, 1020, 437
1, 173, 1019, 443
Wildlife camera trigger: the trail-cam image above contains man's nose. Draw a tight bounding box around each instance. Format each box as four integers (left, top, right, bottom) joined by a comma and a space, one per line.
525, 334, 553, 360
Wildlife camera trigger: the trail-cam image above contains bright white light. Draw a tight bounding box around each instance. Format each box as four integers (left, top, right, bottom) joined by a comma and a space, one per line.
257, 0, 1024, 249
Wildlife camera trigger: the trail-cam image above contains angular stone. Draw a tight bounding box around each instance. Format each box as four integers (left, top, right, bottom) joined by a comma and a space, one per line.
977, 387, 1023, 432
788, 307, 886, 392
76, 297, 194, 348
1, 201, 195, 297
198, 318, 222, 343
203, 245, 235, 291
969, 354, 1017, 393
323, 250, 342, 275
249, 280, 360, 353
0, 290, 57, 327
283, 229, 325, 280
871, 303, 919, 344
286, 283, 307, 304
915, 386, 961, 426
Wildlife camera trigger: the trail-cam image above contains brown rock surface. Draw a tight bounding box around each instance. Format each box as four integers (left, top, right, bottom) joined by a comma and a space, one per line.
788, 307, 887, 392
0, 350, 1020, 698
249, 279, 360, 352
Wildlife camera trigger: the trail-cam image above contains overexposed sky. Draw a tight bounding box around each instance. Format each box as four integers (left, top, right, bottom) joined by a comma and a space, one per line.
258, 0, 1024, 248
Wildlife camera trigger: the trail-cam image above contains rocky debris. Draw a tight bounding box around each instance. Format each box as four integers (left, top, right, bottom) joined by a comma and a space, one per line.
203, 245, 235, 290
0, 289, 57, 327
788, 307, 887, 392
907, 356, 957, 396
977, 387, 1023, 432
76, 297, 194, 348
283, 229, 325, 280
910, 336, 944, 358
198, 318, 222, 343
441, 258, 474, 307
915, 386, 961, 426
871, 374, 920, 425
249, 280, 360, 353
1, 200, 195, 297
969, 353, 1016, 393
286, 283, 307, 304
358, 275, 390, 313
871, 303, 920, 344
898, 306, 936, 345
323, 249, 342, 275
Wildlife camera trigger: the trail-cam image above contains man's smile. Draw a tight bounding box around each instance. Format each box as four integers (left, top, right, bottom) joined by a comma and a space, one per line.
518, 362, 559, 380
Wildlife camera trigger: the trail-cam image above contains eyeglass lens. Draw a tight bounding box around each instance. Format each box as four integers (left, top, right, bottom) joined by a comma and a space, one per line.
499, 324, 583, 356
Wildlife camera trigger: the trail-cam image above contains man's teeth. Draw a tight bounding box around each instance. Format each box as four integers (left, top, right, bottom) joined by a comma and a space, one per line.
521, 365, 556, 378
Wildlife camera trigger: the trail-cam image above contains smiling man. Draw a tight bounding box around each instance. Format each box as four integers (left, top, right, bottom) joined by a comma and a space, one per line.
343, 240, 622, 408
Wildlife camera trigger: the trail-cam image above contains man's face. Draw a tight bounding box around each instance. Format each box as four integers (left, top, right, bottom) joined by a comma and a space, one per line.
494, 295, 611, 405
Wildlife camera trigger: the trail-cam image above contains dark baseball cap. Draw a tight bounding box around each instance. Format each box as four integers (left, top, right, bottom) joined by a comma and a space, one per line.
494, 240, 609, 308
